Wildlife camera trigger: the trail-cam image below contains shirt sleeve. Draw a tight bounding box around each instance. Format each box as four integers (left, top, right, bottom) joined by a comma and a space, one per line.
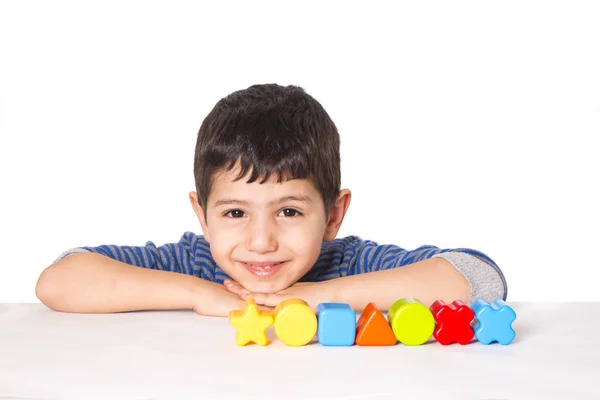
431, 251, 507, 304
51, 232, 218, 280
311, 236, 507, 304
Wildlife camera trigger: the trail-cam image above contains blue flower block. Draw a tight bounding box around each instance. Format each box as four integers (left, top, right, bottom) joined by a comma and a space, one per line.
472, 298, 517, 345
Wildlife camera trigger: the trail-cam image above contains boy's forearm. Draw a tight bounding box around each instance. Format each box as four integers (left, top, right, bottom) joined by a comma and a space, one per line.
36, 252, 204, 313
330, 257, 470, 311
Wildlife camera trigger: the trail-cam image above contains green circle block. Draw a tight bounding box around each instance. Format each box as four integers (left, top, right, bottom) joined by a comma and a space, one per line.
388, 297, 435, 346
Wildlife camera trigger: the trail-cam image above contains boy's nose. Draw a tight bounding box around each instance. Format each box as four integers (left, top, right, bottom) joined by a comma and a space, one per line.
245, 219, 279, 254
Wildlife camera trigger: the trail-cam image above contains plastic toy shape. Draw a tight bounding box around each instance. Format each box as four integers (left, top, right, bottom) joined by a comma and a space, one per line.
430, 299, 475, 345
317, 303, 356, 346
355, 302, 397, 346
273, 298, 318, 346
388, 297, 435, 346
229, 297, 274, 346
471, 298, 517, 345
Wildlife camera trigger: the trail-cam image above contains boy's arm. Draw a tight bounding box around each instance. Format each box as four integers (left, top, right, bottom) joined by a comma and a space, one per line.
328, 238, 506, 310
328, 256, 471, 311
227, 238, 506, 312
37, 233, 244, 316
36, 252, 244, 316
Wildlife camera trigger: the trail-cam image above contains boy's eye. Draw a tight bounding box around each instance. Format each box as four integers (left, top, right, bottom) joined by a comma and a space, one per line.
224, 209, 302, 218
279, 208, 302, 217
225, 209, 246, 218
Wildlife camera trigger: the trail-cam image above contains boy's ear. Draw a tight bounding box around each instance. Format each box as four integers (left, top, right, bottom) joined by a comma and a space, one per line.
323, 189, 352, 241
189, 192, 210, 243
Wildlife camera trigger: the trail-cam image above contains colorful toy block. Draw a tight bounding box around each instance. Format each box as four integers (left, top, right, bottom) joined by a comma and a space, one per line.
430, 299, 475, 345
229, 297, 274, 346
388, 297, 435, 346
355, 302, 397, 346
229, 296, 517, 348
317, 303, 356, 346
273, 298, 318, 346
471, 298, 517, 345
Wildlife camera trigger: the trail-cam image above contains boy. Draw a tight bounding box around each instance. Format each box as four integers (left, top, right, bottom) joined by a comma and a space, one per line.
36, 84, 507, 317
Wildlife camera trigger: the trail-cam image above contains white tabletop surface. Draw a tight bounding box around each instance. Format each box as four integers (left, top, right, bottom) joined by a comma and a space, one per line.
0, 302, 598, 400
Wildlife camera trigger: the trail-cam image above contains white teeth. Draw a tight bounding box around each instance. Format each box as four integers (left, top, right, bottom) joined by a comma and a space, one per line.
248, 263, 281, 269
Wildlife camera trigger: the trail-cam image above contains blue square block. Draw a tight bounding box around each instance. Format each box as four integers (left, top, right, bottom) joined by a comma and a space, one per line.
317, 302, 356, 346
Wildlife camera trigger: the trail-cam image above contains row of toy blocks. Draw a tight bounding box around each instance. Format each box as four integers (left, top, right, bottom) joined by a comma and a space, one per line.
229, 296, 516, 347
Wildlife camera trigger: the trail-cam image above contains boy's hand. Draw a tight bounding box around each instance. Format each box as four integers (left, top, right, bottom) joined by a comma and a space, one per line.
191, 280, 274, 317
191, 281, 247, 317
223, 279, 336, 311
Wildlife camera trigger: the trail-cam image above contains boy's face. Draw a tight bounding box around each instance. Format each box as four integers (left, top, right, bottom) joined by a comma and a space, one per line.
189, 165, 350, 293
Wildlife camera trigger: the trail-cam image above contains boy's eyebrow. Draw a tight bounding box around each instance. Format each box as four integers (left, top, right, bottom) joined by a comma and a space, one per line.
213, 195, 313, 208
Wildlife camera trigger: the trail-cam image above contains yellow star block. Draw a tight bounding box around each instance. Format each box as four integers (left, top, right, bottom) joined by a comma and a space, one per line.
229, 298, 274, 346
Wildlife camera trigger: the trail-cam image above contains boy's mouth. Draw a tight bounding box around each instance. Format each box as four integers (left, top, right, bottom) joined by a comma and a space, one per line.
241, 261, 286, 279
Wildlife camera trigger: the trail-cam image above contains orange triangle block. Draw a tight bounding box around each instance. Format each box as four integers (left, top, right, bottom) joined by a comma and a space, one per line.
355, 302, 397, 346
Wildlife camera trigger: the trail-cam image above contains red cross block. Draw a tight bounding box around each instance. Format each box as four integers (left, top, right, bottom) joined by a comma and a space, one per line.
430, 299, 475, 345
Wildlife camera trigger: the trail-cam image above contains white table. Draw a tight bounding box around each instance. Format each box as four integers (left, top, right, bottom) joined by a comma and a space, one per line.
0, 302, 598, 399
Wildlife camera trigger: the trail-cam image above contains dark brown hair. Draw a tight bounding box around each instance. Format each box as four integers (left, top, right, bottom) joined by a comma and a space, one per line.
193, 84, 340, 218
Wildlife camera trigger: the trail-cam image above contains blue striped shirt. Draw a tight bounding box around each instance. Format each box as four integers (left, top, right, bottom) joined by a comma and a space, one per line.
68, 232, 507, 300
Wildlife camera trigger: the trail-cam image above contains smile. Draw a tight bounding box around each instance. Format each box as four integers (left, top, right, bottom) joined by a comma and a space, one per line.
241, 261, 286, 279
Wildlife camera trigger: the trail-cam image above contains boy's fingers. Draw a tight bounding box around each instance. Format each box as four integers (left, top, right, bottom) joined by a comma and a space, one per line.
224, 280, 251, 297
251, 293, 281, 308
224, 285, 239, 295
223, 282, 238, 294
224, 279, 238, 289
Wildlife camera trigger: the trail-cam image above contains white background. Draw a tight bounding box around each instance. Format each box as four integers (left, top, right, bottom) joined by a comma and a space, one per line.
0, 1, 598, 303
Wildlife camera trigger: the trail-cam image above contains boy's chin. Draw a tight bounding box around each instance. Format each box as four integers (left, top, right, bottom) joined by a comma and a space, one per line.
243, 279, 289, 294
